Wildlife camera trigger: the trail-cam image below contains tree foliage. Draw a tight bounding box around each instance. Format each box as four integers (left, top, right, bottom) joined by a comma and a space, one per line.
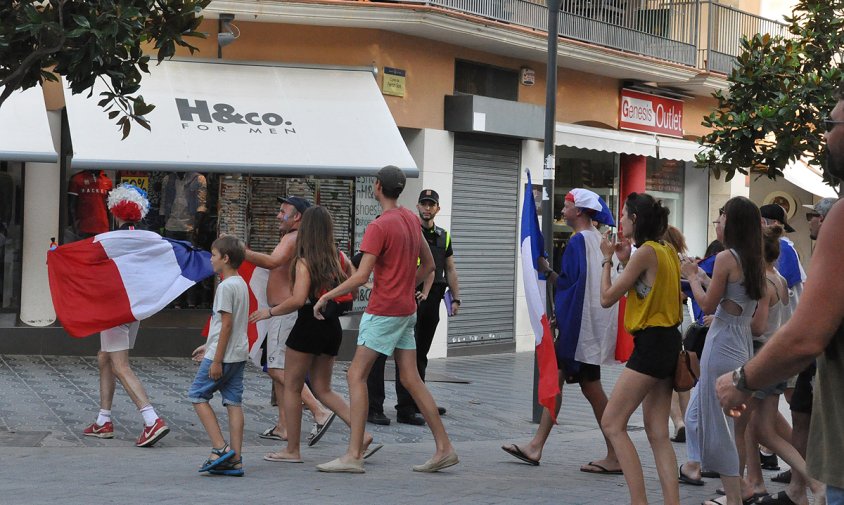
0, 0, 210, 138
696, 0, 844, 187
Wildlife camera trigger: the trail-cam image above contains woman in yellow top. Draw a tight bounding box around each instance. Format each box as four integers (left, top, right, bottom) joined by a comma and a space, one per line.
599, 192, 682, 505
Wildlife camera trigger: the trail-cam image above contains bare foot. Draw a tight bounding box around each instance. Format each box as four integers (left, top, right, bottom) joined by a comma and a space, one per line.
263, 449, 302, 462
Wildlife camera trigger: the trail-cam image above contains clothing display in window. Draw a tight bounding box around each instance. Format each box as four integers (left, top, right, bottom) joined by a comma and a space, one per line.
68, 170, 113, 236
160, 172, 207, 235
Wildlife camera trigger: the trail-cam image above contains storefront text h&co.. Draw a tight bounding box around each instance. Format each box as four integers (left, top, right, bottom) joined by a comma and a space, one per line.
175, 98, 297, 135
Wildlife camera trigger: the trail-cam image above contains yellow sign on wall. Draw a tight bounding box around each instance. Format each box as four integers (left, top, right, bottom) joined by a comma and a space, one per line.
382, 67, 406, 97
118, 171, 149, 191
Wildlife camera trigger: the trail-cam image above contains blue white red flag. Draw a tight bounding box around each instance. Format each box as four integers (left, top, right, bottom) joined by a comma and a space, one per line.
47, 230, 214, 337
520, 171, 560, 421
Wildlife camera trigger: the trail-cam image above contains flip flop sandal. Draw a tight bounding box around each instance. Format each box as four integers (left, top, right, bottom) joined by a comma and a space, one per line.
501, 444, 539, 466
199, 444, 236, 472
679, 464, 704, 486
580, 461, 623, 475
771, 470, 791, 484
671, 426, 686, 443
307, 412, 336, 447
258, 426, 286, 441
756, 491, 799, 505
363, 443, 384, 460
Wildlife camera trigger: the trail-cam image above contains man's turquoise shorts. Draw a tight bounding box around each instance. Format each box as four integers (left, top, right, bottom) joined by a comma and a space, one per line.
357, 312, 417, 356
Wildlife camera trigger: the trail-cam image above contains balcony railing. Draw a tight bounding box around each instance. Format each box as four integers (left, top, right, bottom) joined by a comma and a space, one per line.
371, 0, 789, 74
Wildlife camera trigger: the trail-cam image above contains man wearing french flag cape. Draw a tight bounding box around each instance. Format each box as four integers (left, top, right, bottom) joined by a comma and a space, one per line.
503, 184, 622, 474
47, 184, 214, 447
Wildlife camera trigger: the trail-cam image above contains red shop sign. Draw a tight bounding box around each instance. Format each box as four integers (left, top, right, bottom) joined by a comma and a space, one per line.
618, 89, 684, 138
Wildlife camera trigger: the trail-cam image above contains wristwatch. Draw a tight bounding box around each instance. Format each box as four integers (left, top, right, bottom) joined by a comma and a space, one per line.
731, 365, 755, 393
452, 299, 461, 306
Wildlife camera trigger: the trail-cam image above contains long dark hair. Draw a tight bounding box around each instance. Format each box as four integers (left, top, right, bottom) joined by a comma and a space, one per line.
290, 206, 347, 299
625, 192, 669, 247
722, 196, 765, 300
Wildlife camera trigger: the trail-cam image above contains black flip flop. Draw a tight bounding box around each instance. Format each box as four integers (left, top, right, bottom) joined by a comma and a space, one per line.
501, 444, 540, 466
756, 491, 799, 505
679, 464, 704, 486
671, 426, 686, 443
580, 461, 623, 475
307, 412, 336, 447
771, 470, 791, 484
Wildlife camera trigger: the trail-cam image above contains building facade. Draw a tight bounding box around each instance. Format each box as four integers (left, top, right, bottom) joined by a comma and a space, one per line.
4, 0, 826, 358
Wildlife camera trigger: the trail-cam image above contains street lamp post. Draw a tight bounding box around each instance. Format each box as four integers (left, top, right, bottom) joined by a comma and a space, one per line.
533, 0, 561, 423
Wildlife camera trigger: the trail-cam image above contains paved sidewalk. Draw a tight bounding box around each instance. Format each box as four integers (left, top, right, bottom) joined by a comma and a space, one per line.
0, 353, 790, 504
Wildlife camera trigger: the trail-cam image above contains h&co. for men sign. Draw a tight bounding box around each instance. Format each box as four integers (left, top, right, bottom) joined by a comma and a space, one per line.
618, 89, 684, 138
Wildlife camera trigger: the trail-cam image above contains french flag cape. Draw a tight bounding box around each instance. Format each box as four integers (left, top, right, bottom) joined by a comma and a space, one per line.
520, 172, 560, 421
553, 228, 618, 374
47, 230, 214, 337
201, 261, 271, 368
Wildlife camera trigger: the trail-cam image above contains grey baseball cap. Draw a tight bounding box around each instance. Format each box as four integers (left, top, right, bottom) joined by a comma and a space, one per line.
803, 197, 838, 217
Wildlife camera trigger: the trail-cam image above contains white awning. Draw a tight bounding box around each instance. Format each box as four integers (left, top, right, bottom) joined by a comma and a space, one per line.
0, 86, 57, 163
555, 123, 702, 162
63, 59, 417, 176
783, 160, 839, 198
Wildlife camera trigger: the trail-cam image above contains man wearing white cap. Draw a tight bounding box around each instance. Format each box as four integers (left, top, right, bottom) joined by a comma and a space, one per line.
502, 188, 621, 473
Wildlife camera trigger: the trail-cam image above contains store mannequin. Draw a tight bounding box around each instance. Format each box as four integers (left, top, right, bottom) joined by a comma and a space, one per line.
160, 171, 207, 240
160, 171, 207, 308
68, 170, 113, 239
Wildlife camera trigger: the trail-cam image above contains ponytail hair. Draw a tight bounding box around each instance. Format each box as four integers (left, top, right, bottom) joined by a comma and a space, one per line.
763, 224, 784, 264
625, 192, 670, 247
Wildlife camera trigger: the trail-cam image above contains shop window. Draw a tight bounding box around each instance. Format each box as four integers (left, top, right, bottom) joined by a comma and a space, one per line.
552, 147, 620, 271
646, 158, 686, 229
0, 162, 23, 311
454, 60, 518, 101
63, 169, 221, 309
62, 170, 359, 312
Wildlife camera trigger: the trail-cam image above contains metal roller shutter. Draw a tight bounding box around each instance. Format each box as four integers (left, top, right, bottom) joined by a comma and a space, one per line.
448, 134, 520, 346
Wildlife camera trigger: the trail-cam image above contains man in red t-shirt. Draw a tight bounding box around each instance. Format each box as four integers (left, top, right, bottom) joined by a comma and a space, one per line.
312, 165, 458, 474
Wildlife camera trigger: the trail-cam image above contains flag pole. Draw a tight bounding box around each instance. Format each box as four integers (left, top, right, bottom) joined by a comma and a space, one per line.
533, 0, 560, 423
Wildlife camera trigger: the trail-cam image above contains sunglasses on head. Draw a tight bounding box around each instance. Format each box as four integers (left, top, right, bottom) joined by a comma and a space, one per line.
824, 118, 844, 132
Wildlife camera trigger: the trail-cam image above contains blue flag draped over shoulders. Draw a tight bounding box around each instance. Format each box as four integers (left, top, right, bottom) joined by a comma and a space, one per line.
554, 232, 587, 372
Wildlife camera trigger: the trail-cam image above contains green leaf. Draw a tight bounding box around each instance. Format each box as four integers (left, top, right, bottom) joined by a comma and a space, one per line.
72, 15, 90, 29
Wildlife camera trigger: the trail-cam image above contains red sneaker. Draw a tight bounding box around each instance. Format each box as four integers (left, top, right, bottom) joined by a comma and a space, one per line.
136, 418, 170, 447
83, 421, 114, 439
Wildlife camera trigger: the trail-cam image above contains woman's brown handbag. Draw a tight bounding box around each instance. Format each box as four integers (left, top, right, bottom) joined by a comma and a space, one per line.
673, 345, 700, 392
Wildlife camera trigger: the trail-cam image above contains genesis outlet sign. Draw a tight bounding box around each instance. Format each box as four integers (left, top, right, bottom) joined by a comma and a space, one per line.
618, 89, 684, 138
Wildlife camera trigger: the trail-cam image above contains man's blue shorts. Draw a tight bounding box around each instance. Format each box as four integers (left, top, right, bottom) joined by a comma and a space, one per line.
357, 313, 417, 356
188, 359, 246, 407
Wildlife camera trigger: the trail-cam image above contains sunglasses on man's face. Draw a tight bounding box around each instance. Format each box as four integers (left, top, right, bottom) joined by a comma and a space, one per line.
824, 118, 844, 132
806, 211, 821, 221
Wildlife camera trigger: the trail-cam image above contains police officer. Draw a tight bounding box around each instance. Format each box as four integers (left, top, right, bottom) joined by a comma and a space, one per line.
366, 189, 461, 425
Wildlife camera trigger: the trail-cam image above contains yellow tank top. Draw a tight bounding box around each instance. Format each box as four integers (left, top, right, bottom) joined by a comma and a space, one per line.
624, 240, 682, 333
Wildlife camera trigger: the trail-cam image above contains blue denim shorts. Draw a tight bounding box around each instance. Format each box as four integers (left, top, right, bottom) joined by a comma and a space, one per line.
188, 359, 246, 407
357, 313, 416, 356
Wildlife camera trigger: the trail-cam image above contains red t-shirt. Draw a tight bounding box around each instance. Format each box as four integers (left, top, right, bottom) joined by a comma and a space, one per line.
68, 171, 113, 234
360, 206, 421, 317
